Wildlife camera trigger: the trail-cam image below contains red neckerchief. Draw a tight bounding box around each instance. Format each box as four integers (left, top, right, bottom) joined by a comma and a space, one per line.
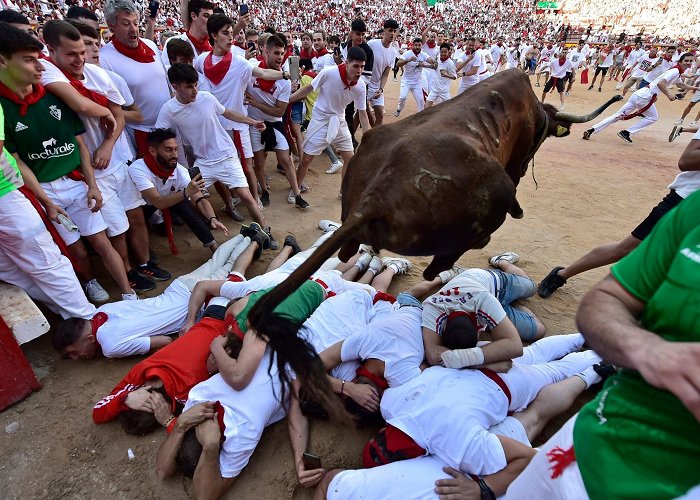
224, 313, 245, 340
356, 365, 389, 391
203, 50, 232, 86
254, 58, 277, 93
46, 57, 109, 107
338, 63, 357, 89
233, 41, 246, 50
283, 46, 293, 63
412, 48, 421, 56
144, 154, 178, 254
315, 47, 329, 57
439, 54, 449, 62
426, 41, 436, 49
91, 312, 109, 336
558, 55, 567, 65
0, 81, 46, 116
673, 63, 685, 75
186, 31, 212, 54
302, 69, 317, 78
111, 37, 156, 63
299, 48, 315, 59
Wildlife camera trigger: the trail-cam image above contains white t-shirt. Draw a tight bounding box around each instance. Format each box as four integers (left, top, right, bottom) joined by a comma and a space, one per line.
341, 303, 423, 388
631, 54, 659, 78
490, 44, 505, 65
598, 48, 615, 67
155, 91, 236, 165
103, 69, 134, 106
540, 46, 555, 62
625, 48, 645, 68
422, 43, 439, 63
183, 351, 288, 478
299, 290, 374, 381
567, 49, 585, 70
100, 38, 170, 130
128, 159, 190, 196
160, 32, 196, 69
457, 53, 480, 90
421, 269, 507, 335
432, 58, 457, 94
549, 57, 573, 78
40, 61, 132, 177
645, 58, 673, 82
668, 170, 700, 199
474, 48, 490, 73
246, 76, 291, 122
312, 51, 335, 73
506, 47, 519, 66
649, 67, 681, 94
95, 279, 191, 357
367, 39, 398, 92
194, 51, 253, 132
311, 65, 367, 116
381, 365, 508, 475
401, 50, 430, 86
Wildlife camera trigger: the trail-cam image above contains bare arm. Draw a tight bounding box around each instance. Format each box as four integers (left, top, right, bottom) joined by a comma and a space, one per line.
221, 107, 264, 127
92, 100, 125, 170
211, 330, 267, 390
44, 81, 116, 135
290, 84, 314, 103
251, 66, 285, 81
576, 275, 700, 420
122, 101, 144, 124
183, 280, 227, 330
140, 174, 204, 210
192, 419, 236, 500
423, 326, 447, 366
288, 380, 325, 487
481, 318, 523, 363
76, 135, 103, 212
357, 109, 371, 135
678, 138, 700, 171
145, 17, 156, 42
378, 66, 391, 92
246, 93, 287, 118
149, 335, 173, 352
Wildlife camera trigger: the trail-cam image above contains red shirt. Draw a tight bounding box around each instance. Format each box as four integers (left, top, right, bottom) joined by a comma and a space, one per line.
92, 317, 226, 423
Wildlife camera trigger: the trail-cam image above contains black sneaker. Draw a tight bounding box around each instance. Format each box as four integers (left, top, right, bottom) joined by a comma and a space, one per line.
283, 235, 302, 256
295, 194, 309, 209
264, 226, 279, 250
171, 212, 184, 226
136, 262, 171, 281
127, 270, 156, 292
538, 266, 567, 298
587, 85, 593, 90
582, 128, 593, 140
617, 130, 632, 143
240, 222, 264, 239
277, 164, 285, 174
593, 362, 617, 383
261, 190, 271, 207
250, 228, 269, 260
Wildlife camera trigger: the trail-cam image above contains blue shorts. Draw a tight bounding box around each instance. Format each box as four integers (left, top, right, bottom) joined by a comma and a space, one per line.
490, 269, 538, 341
291, 102, 303, 124
396, 292, 423, 309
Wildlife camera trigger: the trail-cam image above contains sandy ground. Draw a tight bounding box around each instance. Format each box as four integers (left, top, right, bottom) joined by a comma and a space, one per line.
1, 72, 691, 499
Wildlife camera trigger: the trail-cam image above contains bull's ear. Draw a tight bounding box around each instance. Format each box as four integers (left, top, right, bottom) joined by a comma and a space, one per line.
555, 125, 570, 137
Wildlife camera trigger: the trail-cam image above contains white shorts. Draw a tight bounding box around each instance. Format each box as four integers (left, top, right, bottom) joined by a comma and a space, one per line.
368, 86, 385, 107
489, 416, 531, 447
427, 89, 451, 103
195, 157, 248, 190
95, 164, 144, 237
691, 91, 700, 103
230, 127, 253, 160
303, 115, 354, 156
250, 125, 289, 153
40, 176, 108, 245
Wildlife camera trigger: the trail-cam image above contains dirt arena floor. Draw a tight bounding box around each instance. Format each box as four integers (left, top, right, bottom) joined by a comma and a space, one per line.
1, 72, 691, 499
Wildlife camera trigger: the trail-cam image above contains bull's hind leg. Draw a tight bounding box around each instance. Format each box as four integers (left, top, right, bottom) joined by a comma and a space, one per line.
509, 197, 524, 219
338, 239, 362, 263
423, 254, 461, 281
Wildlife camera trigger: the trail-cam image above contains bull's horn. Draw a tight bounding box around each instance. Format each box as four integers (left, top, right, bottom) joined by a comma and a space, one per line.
554, 95, 624, 123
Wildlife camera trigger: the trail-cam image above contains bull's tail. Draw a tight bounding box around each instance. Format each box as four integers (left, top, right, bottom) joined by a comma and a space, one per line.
248, 216, 365, 424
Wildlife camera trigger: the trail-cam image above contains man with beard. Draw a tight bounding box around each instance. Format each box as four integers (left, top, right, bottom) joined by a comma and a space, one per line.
128, 128, 227, 253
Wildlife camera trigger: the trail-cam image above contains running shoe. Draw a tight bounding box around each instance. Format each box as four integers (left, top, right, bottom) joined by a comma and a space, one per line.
326, 160, 343, 174
85, 279, 109, 303
135, 262, 171, 281
617, 130, 633, 143
127, 270, 156, 292
240, 222, 264, 239
674, 118, 684, 125
223, 205, 244, 222
264, 226, 279, 250
668, 125, 683, 143
288, 189, 296, 204
382, 257, 412, 275
283, 235, 302, 256
295, 194, 310, 209
319, 220, 341, 232
261, 190, 271, 207
121, 289, 139, 300
488, 252, 519, 267
438, 265, 466, 284
368, 256, 385, 275
582, 128, 594, 140
538, 266, 567, 298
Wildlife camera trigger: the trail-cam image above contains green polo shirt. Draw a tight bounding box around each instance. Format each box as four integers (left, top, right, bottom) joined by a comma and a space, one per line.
0, 103, 23, 198
1, 90, 85, 183
574, 190, 700, 499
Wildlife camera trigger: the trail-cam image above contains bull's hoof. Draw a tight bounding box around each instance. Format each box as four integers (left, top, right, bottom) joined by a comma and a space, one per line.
509, 207, 524, 219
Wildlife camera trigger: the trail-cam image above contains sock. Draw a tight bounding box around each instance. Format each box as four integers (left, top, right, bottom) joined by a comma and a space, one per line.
575, 366, 602, 389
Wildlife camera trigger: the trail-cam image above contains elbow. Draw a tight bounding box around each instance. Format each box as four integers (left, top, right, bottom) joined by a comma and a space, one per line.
155, 464, 174, 481
132, 113, 145, 124
678, 154, 693, 171
425, 350, 441, 366
509, 342, 524, 359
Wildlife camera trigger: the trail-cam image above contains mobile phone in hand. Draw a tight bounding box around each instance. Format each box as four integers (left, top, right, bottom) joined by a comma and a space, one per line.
148, 0, 159, 19
247, 41, 256, 52
302, 452, 322, 470
239, 3, 249, 15
288, 56, 300, 81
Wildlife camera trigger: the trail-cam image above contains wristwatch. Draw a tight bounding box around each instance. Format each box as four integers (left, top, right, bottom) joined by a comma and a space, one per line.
476, 477, 496, 500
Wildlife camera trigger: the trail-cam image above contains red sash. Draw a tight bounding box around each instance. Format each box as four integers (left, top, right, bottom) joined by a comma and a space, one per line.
143, 154, 178, 255
0, 81, 46, 116
112, 38, 156, 63
46, 57, 109, 107
621, 93, 657, 120
203, 51, 232, 86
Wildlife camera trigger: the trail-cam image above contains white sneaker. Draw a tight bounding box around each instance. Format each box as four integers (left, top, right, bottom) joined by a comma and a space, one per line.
691, 120, 698, 127
326, 160, 343, 174
288, 189, 296, 204
559, 104, 565, 111
355, 252, 373, 272
358, 244, 376, 256
85, 279, 109, 303
300, 184, 309, 193
121, 289, 139, 301
489, 252, 520, 267
231, 196, 241, 207
615, 83, 622, 90
674, 119, 683, 125
382, 257, 411, 275
368, 256, 384, 275
319, 219, 341, 232
438, 265, 466, 284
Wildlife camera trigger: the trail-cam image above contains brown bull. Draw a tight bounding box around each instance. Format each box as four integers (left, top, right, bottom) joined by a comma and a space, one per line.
247, 70, 621, 402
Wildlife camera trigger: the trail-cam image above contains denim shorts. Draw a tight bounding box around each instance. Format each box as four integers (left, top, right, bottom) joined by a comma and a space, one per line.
396, 292, 423, 309
290, 102, 303, 124
490, 269, 538, 341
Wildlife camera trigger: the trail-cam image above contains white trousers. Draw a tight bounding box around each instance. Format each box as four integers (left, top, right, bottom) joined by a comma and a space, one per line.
0, 190, 96, 319
398, 81, 425, 112
177, 235, 250, 291
591, 91, 658, 135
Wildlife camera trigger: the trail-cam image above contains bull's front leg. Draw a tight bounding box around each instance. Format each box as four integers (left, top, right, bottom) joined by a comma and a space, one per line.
423, 254, 462, 281
508, 197, 524, 219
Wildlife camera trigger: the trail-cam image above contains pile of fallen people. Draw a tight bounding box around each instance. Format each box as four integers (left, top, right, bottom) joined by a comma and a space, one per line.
52, 215, 665, 500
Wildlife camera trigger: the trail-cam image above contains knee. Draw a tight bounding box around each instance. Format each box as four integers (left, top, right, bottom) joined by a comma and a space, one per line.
69, 240, 88, 260
532, 319, 546, 340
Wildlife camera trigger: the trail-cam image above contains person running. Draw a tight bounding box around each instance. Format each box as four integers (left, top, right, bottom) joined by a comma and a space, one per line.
425, 43, 456, 109
587, 42, 615, 92
455, 38, 480, 95
366, 19, 399, 127
394, 38, 434, 117
620, 46, 659, 97
541, 47, 573, 110
583, 52, 698, 143
539, 130, 700, 298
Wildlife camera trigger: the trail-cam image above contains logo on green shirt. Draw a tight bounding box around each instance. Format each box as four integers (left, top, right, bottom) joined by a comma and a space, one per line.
28, 138, 75, 161
49, 105, 62, 121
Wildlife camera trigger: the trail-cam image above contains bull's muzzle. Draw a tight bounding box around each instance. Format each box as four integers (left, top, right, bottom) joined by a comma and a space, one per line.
554, 95, 624, 123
